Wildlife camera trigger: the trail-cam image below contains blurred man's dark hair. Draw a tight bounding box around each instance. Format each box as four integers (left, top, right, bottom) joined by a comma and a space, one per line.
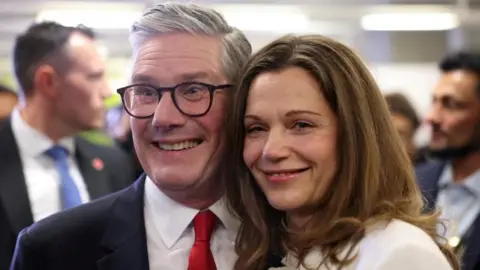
13, 22, 95, 97
440, 51, 480, 98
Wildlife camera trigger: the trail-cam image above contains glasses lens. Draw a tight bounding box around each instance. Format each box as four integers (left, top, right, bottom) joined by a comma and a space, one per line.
174, 83, 211, 115
123, 85, 159, 117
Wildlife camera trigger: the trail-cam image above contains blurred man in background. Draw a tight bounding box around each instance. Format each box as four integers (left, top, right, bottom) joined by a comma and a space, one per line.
416, 51, 480, 270
384, 92, 426, 164
0, 84, 17, 120
106, 108, 144, 179
0, 22, 134, 270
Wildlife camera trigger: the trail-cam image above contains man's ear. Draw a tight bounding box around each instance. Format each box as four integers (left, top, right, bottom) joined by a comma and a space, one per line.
33, 64, 60, 98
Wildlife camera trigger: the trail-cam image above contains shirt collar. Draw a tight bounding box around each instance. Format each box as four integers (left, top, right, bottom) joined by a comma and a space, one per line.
11, 106, 75, 158
438, 162, 480, 198
144, 176, 239, 249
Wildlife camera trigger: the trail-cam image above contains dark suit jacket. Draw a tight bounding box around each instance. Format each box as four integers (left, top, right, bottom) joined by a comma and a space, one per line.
265, 253, 284, 269
0, 119, 135, 270
9, 176, 149, 270
416, 161, 480, 270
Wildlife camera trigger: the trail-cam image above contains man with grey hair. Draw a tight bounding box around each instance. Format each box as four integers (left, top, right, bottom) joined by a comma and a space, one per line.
10, 3, 251, 270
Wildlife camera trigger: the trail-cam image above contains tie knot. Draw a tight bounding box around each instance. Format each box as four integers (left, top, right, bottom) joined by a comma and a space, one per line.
46, 145, 69, 161
193, 210, 217, 243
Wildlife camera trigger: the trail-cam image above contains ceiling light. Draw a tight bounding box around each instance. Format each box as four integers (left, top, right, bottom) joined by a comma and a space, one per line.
223, 11, 310, 33
211, 4, 311, 33
36, 9, 142, 29
361, 12, 459, 31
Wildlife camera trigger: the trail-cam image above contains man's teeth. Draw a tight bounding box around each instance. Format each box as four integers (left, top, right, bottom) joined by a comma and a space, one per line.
158, 140, 200, 151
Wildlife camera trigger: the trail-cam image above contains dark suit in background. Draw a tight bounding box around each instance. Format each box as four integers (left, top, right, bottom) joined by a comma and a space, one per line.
9, 176, 148, 270
0, 85, 17, 121
417, 161, 480, 270
0, 119, 134, 270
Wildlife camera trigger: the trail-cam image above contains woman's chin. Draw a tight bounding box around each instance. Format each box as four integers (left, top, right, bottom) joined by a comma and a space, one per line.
266, 196, 301, 212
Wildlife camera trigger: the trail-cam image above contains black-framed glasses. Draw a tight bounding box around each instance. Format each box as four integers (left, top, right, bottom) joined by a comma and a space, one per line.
117, 82, 233, 118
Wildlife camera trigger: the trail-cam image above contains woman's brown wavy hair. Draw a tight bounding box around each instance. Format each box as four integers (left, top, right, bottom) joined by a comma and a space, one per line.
222, 34, 460, 270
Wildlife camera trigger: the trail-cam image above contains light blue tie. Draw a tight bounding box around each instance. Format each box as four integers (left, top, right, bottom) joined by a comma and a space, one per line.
46, 145, 82, 209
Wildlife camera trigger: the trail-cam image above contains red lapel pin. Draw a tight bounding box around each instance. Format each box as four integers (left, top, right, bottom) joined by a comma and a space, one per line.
92, 158, 104, 171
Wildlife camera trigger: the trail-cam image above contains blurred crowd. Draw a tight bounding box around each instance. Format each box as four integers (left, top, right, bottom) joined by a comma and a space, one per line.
0, 3, 479, 270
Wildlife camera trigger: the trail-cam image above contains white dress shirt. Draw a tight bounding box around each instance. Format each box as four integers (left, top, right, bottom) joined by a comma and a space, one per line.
274, 219, 452, 270
10, 107, 90, 222
144, 176, 239, 270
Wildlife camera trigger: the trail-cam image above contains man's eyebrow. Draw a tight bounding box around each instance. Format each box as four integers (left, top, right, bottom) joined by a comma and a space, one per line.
433, 93, 468, 103
177, 71, 211, 82
131, 71, 212, 85
88, 70, 104, 78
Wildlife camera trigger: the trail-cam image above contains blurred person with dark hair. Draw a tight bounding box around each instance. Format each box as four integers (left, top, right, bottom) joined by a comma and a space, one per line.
0, 22, 133, 270
105, 105, 144, 179
0, 84, 17, 120
417, 51, 480, 270
384, 92, 426, 164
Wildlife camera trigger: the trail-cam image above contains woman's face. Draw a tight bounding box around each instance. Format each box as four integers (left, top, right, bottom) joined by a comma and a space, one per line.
243, 67, 338, 218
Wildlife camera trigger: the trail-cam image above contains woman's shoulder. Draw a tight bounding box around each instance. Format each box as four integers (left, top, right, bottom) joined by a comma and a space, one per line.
274, 220, 452, 270
354, 219, 452, 270
362, 219, 437, 249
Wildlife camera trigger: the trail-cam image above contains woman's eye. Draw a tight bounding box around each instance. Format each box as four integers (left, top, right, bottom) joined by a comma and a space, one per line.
292, 121, 313, 129
245, 126, 264, 134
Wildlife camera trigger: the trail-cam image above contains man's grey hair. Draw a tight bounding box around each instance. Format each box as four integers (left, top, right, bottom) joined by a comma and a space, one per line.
129, 2, 252, 83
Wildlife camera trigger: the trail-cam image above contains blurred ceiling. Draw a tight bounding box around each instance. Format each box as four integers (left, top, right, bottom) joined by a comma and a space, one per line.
0, 0, 479, 65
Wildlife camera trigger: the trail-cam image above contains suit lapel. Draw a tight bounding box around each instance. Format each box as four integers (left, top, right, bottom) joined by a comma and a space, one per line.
97, 175, 149, 270
462, 215, 480, 270
75, 137, 111, 199
415, 161, 445, 212
0, 119, 34, 234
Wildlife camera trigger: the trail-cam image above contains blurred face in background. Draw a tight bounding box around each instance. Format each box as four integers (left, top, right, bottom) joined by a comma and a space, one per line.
53, 32, 111, 131
390, 113, 416, 159
0, 92, 18, 119
243, 67, 338, 217
425, 70, 480, 159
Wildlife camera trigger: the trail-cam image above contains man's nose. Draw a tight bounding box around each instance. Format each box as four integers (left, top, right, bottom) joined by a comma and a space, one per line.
424, 104, 443, 126
99, 77, 112, 100
152, 92, 187, 129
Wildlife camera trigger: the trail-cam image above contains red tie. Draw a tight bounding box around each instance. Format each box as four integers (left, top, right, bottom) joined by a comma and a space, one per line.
188, 210, 217, 270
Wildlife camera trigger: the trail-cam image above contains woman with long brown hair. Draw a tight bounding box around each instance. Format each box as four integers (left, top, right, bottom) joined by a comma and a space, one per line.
223, 35, 460, 270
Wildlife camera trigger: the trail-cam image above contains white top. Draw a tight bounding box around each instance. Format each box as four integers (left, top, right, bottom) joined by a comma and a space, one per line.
272, 219, 453, 270
10, 107, 89, 222
143, 176, 239, 270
